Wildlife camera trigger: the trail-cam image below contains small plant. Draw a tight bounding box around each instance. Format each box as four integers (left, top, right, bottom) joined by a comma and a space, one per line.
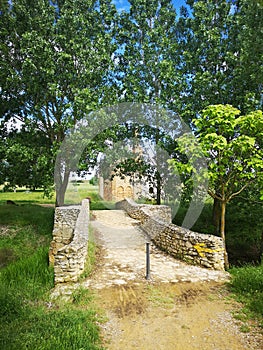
239, 324, 251, 333
147, 285, 174, 308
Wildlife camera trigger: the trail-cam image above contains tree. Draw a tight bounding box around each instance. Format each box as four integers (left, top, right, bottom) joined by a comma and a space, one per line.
116, 0, 183, 109
178, 0, 236, 120
101, 1, 184, 203
0, 127, 53, 193
170, 104, 263, 268
178, 0, 263, 119
176, 0, 263, 239
229, 0, 263, 113
0, 0, 117, 205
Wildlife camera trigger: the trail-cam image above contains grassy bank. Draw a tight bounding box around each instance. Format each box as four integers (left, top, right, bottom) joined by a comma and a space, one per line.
0, 203, 104, 350
229, 264, 263, 329
0, 188, 55, 205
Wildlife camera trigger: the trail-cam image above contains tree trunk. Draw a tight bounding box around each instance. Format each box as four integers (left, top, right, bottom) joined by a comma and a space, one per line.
259, 231, 263, 264
213, 197, 221, 235
220, 200, 229, 269
55, 170, 70, 207
55, 188, 66, 207
156, 171, 161, 205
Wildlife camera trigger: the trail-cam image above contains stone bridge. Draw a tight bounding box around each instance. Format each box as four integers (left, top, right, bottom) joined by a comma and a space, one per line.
49, 198, 227, 286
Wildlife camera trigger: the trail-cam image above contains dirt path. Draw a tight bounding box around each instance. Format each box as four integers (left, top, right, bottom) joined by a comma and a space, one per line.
53, 209, 262, 349
97, 283, 259, 350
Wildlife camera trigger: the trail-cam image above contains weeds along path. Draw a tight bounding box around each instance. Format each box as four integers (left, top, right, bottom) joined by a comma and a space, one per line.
81, 210, 262, 350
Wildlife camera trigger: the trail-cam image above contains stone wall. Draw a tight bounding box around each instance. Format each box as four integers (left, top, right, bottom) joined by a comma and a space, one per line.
116, 198, 225, 270
49, 199, 89, 284
116, 199, 172, 224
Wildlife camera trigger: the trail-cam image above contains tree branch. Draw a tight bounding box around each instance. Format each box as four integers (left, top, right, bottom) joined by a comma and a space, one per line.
228, 180, 255, 202
208, 189, 222, 201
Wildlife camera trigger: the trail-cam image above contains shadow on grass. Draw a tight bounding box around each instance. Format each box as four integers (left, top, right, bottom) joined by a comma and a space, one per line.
0, 204, 54, 235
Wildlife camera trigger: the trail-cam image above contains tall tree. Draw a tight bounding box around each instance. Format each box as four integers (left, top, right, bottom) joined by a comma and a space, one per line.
178, 0, 263, 119
178, 0, 236, 120
170, 104, 263, 268
0, 0, 117, 205
230, 0, 263, 112
108, 1, 184, 203
116, 0, 182, 108
177, 0, 263, 231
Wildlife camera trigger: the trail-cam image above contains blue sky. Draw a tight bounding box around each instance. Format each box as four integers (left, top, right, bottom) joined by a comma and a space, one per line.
112, 0, 188, 13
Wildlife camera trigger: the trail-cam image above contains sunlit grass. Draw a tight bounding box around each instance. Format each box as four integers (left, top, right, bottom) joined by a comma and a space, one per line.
0, 186, 55, 205
0, 196, 105, 349
0, 182, 117, 211
64, 181, 115, 209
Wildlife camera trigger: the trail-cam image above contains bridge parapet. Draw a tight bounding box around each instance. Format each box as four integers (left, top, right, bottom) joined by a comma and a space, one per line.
49, 199, 89, 284
116, 198, 225, 271
116, 198, 172, 224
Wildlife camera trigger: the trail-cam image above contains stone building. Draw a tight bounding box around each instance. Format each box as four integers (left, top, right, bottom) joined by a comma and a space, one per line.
99, 175, 142, 202
99, 139, 147, 202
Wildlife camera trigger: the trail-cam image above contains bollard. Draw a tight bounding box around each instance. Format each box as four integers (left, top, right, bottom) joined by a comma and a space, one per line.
146, 242, 150, 280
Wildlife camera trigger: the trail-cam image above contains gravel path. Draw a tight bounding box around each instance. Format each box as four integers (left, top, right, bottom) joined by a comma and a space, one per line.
82, 210, 229, 289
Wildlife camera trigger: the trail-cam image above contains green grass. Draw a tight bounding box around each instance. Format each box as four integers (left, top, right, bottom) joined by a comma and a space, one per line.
0, 182, 116, 210
1, 247, 54, 299
64, 181, 115, 209
0, 187, 55, 205
0, 198, 105, 350
79, 225, 99, 280
229, 264, 263, 328
0, 205, 54, 268
1, 305, 103, 350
